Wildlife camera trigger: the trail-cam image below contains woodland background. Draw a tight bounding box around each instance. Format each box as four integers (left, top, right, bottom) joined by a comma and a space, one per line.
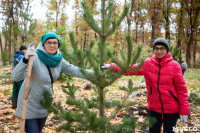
0, 0, 200, 67
0, 0, 200, 132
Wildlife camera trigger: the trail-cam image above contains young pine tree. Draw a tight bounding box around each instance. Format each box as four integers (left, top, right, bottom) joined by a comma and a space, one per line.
41, 0, 144, 132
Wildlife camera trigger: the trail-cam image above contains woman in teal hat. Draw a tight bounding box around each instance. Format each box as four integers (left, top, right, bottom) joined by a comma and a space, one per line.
12, 32, 92, 133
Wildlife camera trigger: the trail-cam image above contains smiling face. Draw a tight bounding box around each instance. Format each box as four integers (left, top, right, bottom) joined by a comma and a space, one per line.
153, 45, 167, 59
44, 38, 59, 55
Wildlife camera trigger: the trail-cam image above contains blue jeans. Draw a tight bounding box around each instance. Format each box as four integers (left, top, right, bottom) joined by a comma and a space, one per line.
149, 111, 179, 133
25, 116, 47, 133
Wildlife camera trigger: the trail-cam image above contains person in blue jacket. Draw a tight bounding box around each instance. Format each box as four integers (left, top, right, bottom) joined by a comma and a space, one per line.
14, 46, 27, 67
12, 45, 27, 108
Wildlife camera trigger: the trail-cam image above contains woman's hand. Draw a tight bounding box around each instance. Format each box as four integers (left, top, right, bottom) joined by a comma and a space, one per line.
25, 43, 36, 60
101, 64, 111, 69
180, 115, 188, 123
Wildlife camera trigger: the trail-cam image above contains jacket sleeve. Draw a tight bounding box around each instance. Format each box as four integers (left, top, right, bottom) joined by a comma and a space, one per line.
174, 63, 190, 115
12, 58, 28, 82
17, 55, 24, 62
61, 59, 93, 79
110, 62, 145, 76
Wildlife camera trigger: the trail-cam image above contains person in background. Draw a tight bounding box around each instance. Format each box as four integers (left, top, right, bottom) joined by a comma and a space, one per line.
181, 61, 187, 75
177, 59, 188, 75
12, 32, 92, 133
102, 38, 190, 133
12, 45, 27, 108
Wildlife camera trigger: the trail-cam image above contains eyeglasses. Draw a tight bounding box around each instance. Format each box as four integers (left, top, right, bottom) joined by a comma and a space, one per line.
45, 41, 58, 46
154, 47, 166, 52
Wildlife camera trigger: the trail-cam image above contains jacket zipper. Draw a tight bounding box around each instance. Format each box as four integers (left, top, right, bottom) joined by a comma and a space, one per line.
169, 90, 179, 104
157, 59, 164, 119
147, 87, 152, 102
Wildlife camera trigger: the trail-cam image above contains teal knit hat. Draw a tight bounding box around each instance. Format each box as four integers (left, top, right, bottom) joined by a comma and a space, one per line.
41, 32, 60, 47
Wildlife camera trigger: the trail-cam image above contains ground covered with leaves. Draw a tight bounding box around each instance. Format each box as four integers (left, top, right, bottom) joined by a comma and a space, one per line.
0, 66, 199, 133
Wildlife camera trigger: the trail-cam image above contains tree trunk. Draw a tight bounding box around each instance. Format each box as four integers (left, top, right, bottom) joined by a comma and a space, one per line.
100, 87, 104, 116
56, 1, 58, 28
0, 34, 2, 52
185, 0, 200, 67
150, 0, 161, 47
95, 33, 98, 41
163, 0, 170, 40
8, 21, 12, 65
193, 40, 197, 67
151, 24, 155, 47
142, 24, 145, 44
127, 0, 135, 33
177, 1, 183, 48
135, 24, 138, 43
186, 42, 191, 67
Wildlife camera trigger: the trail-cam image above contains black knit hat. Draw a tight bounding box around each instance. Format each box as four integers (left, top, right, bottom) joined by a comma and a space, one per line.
19, 45, 27, 51
153, 38, 169, 52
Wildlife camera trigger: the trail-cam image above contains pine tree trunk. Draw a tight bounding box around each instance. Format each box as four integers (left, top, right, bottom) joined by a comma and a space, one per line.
100, 87, 104, 116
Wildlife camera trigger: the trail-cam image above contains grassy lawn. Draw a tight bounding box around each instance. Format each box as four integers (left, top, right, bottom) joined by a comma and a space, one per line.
184, 69, 200, 90
184, 68, 200, 80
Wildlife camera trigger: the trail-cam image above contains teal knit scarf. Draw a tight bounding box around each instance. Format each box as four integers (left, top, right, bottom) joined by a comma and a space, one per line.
37, 50, 62, 67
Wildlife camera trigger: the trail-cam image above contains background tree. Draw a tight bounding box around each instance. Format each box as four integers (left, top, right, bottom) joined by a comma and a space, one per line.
0, 0, 36, 65
162, 0, 173, 41
71, 0, 98, 51
147, 0, 162, 46
45, 0, 68, 29
183, 0, 200, 67
175, 0, 184, 48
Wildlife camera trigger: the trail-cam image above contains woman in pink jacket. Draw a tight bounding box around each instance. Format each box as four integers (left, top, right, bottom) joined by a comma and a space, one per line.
102, 38, 190, 133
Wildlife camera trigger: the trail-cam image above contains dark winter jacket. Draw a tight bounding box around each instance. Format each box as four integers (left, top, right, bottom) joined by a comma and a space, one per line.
110, 52, 190, 116
14, 51, 25, 67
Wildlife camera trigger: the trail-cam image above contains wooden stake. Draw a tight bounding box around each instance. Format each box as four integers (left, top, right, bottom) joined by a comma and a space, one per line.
20, 44, 35, 133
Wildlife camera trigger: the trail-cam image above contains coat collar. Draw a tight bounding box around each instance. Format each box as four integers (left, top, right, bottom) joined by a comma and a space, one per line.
151, 52, 173, 65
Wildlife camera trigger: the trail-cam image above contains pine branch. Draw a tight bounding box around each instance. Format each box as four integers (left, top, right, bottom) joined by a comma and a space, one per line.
108, 80, 135, 120
126, 33, 133, 67
105, 0, 114, 33
120, 49, 126, 62
106, 4, 129, 36
81, 1, 102, 35
131, 45, 143, 65
69, 32, 78, 52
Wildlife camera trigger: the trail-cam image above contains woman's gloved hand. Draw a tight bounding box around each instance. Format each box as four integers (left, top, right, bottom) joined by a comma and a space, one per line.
25, 43, 36, 60
101, 64, 111, 69
180, 115, 188, 123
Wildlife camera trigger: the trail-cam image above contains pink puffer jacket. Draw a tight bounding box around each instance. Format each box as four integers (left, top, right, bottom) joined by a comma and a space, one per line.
110, 52, 190, 116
